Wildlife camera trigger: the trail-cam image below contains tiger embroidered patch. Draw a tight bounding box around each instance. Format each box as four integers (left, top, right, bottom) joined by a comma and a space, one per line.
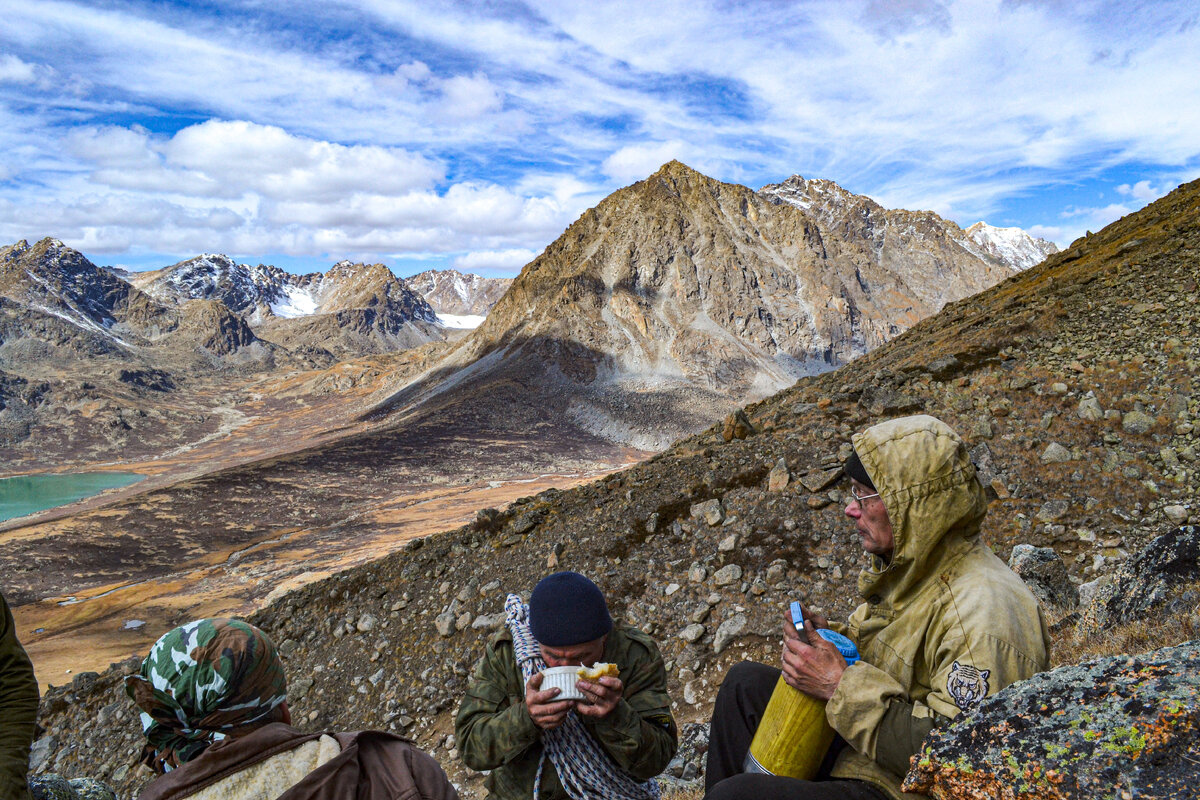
947, 661, 990, 711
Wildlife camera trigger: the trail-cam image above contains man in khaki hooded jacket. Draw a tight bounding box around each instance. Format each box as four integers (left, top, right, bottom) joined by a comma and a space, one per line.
705, 415, 1050, 800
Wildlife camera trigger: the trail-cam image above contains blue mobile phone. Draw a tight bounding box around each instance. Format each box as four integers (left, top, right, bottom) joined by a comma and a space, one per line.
790, 600, 805, 631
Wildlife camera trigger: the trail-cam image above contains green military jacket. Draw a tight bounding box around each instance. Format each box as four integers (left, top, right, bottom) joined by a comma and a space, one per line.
826, 416, 1050, 800
455, 622, 677, 800
1, 591, 39, 800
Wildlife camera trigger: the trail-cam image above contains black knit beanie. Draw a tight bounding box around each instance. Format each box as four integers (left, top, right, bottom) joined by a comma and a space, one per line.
529, 571, 613, 646
844, 450, 875, 490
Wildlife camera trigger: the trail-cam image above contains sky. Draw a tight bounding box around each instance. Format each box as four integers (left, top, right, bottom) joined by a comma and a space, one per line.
1, 0, 1198, 278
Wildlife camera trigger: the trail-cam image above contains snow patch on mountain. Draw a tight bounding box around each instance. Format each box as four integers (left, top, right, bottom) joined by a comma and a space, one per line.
270, 283, 321, 318
435, 313, 485, 329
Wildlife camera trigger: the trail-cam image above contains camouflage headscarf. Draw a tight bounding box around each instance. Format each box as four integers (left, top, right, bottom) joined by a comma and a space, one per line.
124, 618, 288, 774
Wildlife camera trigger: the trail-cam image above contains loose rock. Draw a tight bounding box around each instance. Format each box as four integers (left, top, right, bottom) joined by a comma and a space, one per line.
713, 614, 747, 653
1040, 443, 1073, 463
1009, 544, 1078, 610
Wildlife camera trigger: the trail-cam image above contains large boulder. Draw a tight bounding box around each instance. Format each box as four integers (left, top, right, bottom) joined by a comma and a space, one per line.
1076, 526, 1200, 635
1009, 544, 1078, 610
904, 641, 1200, 799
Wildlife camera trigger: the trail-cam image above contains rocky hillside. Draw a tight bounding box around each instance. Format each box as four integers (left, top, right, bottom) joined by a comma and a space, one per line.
374, 161, 1051, 450
27, 178, 1199, 796
0, 242, 473, 468
406, 269, 512, 319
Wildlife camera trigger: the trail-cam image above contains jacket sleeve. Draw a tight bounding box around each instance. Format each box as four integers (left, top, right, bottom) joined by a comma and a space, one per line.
453, 638, 541, 772
827, 602, 1047, 777
0, 593, 38, 800
580, 633, 677, 781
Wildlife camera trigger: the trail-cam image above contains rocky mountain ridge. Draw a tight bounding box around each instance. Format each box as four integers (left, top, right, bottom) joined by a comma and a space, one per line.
0, 239, 295, 463
2, 164, 1052, 466
130, 255, 444, 360
759, 176, 1057, 274
0, 243, 491, 467
963, 221, 1058, 270
373, 162, 1050, 450
24, 174, 1200, 799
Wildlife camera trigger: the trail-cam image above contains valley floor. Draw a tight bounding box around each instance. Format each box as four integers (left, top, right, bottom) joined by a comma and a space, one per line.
13, 468, 625, 688
3, 350, 646, 688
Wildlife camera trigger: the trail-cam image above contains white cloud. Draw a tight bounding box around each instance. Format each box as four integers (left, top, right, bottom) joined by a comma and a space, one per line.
602, 141, 695, 183
452, 249, 538, 272
165, 121, 444, 199
2, 0, 1200, 269
62, 121, 443, 201
0, 54, 37, 83
1027, 224, 1064, 245
1116, 180, 1168, 203
1048, 201, 1135, 247
436, 73, 503, 120
264, 181, 570, 242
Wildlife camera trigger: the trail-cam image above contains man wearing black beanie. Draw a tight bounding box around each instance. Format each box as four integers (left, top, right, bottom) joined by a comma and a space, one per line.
456, 571, 677, 800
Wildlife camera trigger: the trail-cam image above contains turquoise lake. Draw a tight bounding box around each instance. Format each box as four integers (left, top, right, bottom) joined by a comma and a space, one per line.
0, 472, 145, 523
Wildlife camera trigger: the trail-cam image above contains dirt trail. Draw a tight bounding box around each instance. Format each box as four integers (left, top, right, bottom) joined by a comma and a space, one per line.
14, 470, 616, 689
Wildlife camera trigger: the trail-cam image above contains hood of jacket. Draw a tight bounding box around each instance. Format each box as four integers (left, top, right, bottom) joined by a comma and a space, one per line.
851, 415, 988, 607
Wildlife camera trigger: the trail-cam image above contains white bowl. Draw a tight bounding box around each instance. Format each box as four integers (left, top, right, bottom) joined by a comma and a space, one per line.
540, 666, 584, 700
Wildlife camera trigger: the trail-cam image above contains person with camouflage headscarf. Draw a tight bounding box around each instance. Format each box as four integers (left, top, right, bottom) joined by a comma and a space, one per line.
126, 618, 289, 773
127, 618, 459, 800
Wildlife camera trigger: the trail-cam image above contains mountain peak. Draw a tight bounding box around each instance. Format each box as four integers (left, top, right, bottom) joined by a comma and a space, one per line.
963, 221, 1059, 271
405, 163, 1028, 450
646, 160, 724, 192
653, 159, 699, 176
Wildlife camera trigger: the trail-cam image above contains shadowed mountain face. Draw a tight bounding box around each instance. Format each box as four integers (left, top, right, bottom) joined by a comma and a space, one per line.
26, 176, 1198, 800
0, 238, 170, 347
375, 162, 1045, 449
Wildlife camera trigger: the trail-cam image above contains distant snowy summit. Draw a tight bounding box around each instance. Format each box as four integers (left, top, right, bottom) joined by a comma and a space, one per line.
760, 175, 1057, 273
963, 222, 1058, 271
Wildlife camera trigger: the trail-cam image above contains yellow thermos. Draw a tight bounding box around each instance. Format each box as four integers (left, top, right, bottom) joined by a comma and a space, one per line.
744, 618, 860, 780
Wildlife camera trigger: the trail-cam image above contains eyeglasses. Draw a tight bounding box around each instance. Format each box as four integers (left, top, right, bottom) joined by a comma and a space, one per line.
849, 486, 880, 506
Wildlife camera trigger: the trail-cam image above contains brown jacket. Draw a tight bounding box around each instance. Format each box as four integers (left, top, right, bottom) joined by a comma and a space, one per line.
1, 591, 39, 800
138, 724, 459, 800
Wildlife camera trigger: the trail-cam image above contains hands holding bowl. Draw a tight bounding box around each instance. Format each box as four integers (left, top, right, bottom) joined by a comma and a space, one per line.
526, 663, 622, 730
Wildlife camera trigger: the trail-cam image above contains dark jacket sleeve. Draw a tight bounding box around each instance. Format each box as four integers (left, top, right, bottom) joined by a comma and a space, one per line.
0, 592, 39, 800
580, 630, 677, 780
453, 638, 541, 772
872, 698, 944, 776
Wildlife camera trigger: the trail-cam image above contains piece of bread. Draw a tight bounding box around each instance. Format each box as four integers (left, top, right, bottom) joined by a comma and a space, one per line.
577, 662, 619, 680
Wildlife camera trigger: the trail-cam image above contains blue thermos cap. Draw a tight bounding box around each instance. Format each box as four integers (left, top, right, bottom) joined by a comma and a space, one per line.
815, 628, 860, 666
